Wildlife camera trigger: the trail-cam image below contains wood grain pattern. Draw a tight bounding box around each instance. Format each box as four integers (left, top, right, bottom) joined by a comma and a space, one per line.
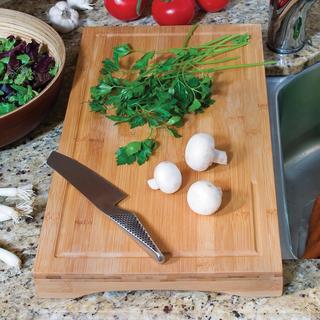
33, 25, 283, 297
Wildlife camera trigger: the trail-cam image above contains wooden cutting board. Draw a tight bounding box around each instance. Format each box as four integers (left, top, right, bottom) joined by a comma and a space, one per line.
34, 25, 283, 298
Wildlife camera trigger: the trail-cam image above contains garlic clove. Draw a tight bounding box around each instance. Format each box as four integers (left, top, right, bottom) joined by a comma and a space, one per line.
67, 0, 94, 10
0, 212, 13, 223
0, 204, 19, 223
0, 248, 21, 269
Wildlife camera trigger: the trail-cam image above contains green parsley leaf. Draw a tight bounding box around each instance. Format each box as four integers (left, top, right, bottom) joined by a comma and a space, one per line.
125, 141, 142, 156
113, 44, 132, 67
167, 116, 181, 126
129, 116, 146, 128
167, 127, 182, 138
116, 146, 136, 165
116, 138, 158, 166
102, 58, 119, 73
132, 51, 155, 71
188, 99, 202, 112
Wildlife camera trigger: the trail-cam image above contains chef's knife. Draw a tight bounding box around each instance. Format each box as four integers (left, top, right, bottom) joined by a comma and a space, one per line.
47, 151, 166, 264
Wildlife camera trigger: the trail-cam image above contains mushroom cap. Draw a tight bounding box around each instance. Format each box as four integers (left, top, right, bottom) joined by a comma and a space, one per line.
153, 161, 182, 194
187, 180, 222, 215
185, 133, 216, 171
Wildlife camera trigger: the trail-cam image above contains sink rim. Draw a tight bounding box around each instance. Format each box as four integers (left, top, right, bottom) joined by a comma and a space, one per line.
267, 61, 320, 260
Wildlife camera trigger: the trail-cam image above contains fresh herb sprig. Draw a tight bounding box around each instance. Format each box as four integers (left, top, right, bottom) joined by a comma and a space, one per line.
89, 26, 267, 165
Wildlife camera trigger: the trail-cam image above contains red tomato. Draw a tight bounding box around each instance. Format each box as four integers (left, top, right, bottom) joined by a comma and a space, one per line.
104, 0, 147, 21
197, 0, 229, 12
152, 0, 196, 26
278, 0, 289, 8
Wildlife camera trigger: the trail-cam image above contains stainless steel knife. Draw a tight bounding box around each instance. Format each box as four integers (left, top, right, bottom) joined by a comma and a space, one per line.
47, 151, 166, 264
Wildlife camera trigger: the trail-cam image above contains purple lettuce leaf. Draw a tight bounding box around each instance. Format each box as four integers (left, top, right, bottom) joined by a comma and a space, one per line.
0, 41, 27, 59
34, 55, 54, 73
25, 39, 40, 62
7, 55, 21, 73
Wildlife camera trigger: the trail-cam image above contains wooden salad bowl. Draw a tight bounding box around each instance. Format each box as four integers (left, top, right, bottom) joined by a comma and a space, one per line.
0, 9, 66, 148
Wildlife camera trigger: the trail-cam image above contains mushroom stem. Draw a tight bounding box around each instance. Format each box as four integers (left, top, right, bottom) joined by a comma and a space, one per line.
147, 178, 160, 190
211, 149, 227, 165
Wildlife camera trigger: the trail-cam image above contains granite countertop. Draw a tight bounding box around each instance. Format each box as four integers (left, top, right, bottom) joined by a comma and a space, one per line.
1, 0, 320, 319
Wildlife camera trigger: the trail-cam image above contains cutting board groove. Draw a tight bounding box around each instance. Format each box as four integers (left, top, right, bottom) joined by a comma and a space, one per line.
34, 25, 283, 298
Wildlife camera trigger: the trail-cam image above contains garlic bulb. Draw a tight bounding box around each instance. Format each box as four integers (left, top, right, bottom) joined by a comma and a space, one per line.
48, 1, 79, 33
67, 0, 94, 10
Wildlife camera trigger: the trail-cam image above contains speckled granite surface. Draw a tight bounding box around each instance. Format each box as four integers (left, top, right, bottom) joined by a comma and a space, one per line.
1, 0, 320, 319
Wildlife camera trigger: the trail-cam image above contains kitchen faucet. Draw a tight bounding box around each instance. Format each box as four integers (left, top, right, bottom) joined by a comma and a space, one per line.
267, 0, 317, 54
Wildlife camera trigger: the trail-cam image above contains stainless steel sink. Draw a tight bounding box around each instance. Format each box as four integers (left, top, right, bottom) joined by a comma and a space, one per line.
267, 62, 320, 259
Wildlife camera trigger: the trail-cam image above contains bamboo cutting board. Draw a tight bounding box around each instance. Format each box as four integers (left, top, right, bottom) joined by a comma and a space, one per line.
34, 25, 283, 298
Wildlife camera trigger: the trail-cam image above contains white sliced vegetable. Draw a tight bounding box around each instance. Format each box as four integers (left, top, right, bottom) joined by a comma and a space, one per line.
185, 133, 227, 172
0, 204, 19, 223
187, 180, 222, 215
67, 0, 94, 10
16, 201, 33, 215
0, 201, 33, 223
48, 1, 79, 33
0, 184, 34, 201
148, 161, 182, 194
0, 248, 21, 269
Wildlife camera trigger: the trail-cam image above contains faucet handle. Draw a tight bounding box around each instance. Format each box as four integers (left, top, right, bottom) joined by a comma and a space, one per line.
267, 0, 316, 54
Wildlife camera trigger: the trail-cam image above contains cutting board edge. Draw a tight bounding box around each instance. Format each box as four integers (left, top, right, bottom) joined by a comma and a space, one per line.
81, 24, 262, 31
34, 275, 283, 299
33, 268, 283, 280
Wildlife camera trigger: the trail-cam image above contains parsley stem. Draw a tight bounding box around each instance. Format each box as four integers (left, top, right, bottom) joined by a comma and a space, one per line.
183, 24, 199, 48
195, 56, 240, 65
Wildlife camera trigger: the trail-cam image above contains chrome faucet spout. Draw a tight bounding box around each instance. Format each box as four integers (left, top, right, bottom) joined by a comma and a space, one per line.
267, 0, 317, 54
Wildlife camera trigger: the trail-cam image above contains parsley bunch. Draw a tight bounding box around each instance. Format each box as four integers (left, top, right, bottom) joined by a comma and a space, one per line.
89, 26, 263, 165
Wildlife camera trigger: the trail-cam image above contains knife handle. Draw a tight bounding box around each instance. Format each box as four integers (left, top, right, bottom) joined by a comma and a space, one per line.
108, 207, 166, 264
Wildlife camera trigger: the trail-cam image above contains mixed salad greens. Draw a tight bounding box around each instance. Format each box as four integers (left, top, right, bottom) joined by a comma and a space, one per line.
0, 35, 58, 116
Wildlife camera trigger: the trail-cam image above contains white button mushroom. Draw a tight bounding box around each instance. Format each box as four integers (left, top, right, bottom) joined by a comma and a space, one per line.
147, 161, 182, 194
187, 180, 222, 215
185, 133, 227, 171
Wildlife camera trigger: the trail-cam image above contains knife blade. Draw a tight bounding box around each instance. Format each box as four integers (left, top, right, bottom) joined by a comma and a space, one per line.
47, 151, 126, 211
47, 151, 166, 264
